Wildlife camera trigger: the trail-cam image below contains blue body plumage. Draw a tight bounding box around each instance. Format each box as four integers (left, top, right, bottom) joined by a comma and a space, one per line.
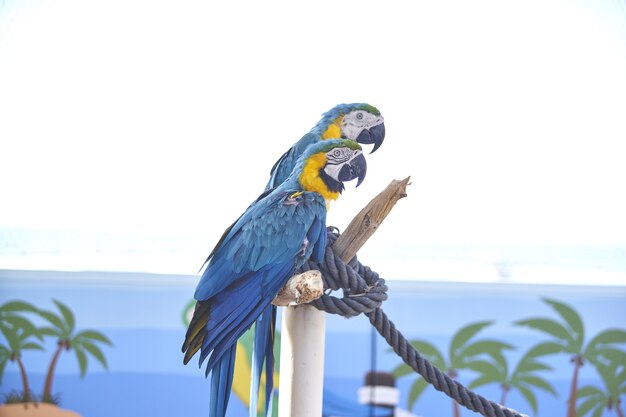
183, 139, 368, 417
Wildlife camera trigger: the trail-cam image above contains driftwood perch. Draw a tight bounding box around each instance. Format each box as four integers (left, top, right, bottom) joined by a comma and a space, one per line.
272, 177, 410, 305
333, 176, 411, 263
273, 270, 324, 306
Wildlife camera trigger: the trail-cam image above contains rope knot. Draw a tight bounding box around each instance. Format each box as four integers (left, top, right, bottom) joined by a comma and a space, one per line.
297, 228, 388, 318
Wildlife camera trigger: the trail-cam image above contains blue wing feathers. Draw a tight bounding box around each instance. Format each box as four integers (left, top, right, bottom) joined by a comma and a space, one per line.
200, 261, 293, 373
184, 188, 328, 417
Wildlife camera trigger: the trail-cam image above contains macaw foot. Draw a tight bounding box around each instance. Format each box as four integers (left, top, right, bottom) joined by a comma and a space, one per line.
272, 270, 323, 306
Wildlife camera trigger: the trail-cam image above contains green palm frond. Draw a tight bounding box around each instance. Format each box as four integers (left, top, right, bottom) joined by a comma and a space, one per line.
182, 300, 195, 327
523, 341, 569, 358
52, 300, 75, 334
577, 385, 603, 399
516, 383, 539, 415
449, 321, 514, 369
517, 375, 557, 396
408, 340, 447, 370
465, 358, 505, 389
588, 347, 626, 366
0, 301, 39, 314
74, 345, 89, 378
407, 378, 428, 410
0, 358, 7, 384
38, 310, 69, 337
392, 363, 414, 378
450, 321, 493, 359
0, 316, 40, 340
585, 328, 626, 366
514, 359, 552, 375
598, 362, 625, 402
74, 330, 113, 346
576, 360, 626, 417
0, 326, 20, 352
576, 394, 604, 417
459, 340, 514, 361
0, 345, 9, 357
21, 342, 45, 351
465, 359, 505, 380
586, 329, 626, 348
38, 326, 62, 338
591, 405, 604, 417
576, 388, 606, 417
468, 374, 498, 390
542, 298, 584, 351
514, 318, 574, 348
514, 344, 552, 374
79, 341, 108, 370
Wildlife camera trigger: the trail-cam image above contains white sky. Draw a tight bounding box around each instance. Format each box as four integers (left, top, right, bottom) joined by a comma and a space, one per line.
1, 0, 625, 282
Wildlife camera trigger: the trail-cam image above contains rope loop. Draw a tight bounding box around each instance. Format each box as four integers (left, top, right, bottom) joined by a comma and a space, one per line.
297, 228, 388, 317
296, 227, 528, 417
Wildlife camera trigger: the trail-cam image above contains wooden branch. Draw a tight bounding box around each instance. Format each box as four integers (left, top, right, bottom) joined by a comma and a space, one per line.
272, 270, 323, 306
333, 176, 411, 263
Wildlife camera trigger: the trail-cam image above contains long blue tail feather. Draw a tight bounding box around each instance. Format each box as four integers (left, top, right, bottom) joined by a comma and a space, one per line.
249, 305, 277, 417
264, 307, 276, 415
210, 345, 237, 417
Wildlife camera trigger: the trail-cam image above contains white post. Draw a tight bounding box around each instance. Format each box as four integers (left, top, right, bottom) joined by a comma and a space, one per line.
278, 305, 326, 417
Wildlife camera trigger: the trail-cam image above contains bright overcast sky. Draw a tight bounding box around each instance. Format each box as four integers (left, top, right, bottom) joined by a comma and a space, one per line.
1, 0, 625, 281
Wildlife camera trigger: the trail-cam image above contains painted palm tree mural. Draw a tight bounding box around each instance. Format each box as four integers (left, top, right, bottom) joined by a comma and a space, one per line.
514, 298, 626, 417
392, 320, 514, 417
0, 301, 43, 403
576, 361, 625, 417
38, 300, 112, 403
466, 342, 558, 415
0, 299, 112, 415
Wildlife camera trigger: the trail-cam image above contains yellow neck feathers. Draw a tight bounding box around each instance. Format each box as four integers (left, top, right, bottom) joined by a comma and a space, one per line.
298, 152, 340, 202
321, 116, 343, 140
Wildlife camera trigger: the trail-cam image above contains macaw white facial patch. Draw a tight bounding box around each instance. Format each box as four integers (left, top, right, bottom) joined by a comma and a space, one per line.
323, 147, 362, 181
341, 110, 384, 140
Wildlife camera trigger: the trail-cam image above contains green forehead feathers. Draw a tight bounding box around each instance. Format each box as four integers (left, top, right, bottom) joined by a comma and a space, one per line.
356, 104, 381, 116
319, 139, 362, 153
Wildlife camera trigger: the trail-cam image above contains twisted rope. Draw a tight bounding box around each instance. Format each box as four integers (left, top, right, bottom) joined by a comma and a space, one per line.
297, 228, 528, 417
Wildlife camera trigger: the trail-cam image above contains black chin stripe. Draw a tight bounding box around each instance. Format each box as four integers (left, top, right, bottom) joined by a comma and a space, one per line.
318, 168, 344, 194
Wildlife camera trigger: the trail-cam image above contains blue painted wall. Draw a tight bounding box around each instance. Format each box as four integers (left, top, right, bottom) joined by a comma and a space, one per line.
1, 270, 624, 417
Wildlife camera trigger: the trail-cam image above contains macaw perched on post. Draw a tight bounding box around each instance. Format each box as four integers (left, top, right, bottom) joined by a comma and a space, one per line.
193, 103, 385, 417
246, 103, 384, 417
266, 103, 384, 190
183, 139, 367, 417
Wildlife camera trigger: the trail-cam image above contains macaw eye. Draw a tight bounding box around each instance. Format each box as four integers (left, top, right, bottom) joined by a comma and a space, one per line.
333, 149, 341, 156
356, 112, 364, 120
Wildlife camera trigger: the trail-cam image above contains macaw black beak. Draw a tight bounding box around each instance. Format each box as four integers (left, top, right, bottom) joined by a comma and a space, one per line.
338, 153, 367, 188
356, 122, 386, 154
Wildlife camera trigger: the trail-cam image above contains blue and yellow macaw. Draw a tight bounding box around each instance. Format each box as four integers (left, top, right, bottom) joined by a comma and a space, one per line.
248, 103, 384, 417
266, 103, 384, 190
183, 139, 367, 417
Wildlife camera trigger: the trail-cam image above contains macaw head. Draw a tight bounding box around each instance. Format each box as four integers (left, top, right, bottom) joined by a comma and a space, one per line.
318, 103, 385, 153
296, 139, 367, 202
